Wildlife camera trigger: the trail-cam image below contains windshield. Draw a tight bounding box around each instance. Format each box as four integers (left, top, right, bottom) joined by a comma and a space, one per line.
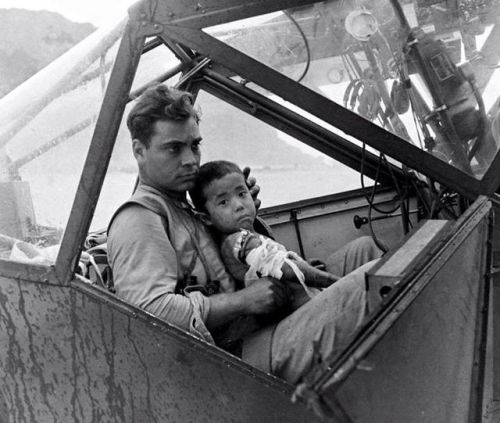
204, 0, 500, 179
0, 22, 125, 264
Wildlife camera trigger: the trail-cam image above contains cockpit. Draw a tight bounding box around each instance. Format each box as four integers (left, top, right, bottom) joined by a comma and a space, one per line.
0, 1, 499, 421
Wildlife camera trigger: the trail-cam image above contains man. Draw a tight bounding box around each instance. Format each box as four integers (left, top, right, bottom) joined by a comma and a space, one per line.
108, 84, 381, 384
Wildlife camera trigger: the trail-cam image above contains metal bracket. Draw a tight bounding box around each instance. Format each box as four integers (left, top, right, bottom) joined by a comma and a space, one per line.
137, 21, 164, 38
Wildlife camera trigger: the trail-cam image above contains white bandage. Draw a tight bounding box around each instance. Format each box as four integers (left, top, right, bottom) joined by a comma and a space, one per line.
244, 237, 313, 298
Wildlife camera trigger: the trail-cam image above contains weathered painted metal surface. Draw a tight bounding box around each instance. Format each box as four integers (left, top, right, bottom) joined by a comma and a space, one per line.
264, 192, 416, 261
319, 204, 490, 422
0, 276, 319, 422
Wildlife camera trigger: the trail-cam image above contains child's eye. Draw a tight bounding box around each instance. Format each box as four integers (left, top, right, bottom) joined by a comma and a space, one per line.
239, 191, 248, 198
218, 199, 228, 206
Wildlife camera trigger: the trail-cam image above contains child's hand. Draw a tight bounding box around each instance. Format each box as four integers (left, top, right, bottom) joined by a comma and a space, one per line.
243, 166, 261, 210
307, 258, 327, 271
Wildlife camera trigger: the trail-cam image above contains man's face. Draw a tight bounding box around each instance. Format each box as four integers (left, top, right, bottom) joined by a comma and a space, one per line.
133, 117, 202, 194
203, 172, 257, 234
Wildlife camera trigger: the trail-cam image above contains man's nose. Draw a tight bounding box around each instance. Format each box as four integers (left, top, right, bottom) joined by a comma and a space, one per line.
181, 148, 198, 166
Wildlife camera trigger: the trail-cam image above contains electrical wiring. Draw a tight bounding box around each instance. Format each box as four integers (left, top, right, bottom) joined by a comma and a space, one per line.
359, 138, 428, 248
359, 145, 398, 253
283, 10, 311, 83
360, 144, 401, 215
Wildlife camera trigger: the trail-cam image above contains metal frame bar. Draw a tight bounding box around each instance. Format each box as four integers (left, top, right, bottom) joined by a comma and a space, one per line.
129, 61, 189, 100
467, 206, 493, 423
157, 24, 487, 198
0, 21, 126, 150
150, 0, 320, 29
144, 0, 500, 197
0, 259, 59, 284
196, 70, 401, 185
54, 18, 148, 284
479, 152, 500, 195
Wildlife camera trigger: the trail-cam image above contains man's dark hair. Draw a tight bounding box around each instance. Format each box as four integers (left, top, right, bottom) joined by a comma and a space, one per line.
127, 84, 200, 147
190, 160, 243, 212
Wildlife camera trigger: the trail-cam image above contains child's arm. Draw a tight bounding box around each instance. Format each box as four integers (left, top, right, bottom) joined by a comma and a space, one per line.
234, 231, 338, 289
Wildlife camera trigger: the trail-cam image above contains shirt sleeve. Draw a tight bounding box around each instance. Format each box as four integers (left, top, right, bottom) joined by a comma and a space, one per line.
108, 204, 213, 343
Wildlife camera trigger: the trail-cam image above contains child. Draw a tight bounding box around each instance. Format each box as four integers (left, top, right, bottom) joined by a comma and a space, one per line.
190, 160, 339, 306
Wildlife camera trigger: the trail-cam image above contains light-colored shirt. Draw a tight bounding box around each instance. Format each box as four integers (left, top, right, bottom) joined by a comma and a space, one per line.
108, 184, 234, 343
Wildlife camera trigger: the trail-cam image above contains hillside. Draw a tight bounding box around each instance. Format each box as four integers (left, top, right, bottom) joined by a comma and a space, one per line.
1, 8, 339, 179
0, 8, 356, 228
108, 91, 334, 173
0, 8, 95, 98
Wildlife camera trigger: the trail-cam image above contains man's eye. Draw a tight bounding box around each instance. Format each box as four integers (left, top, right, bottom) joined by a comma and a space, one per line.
168, 145, 181, 153
239, 191, 248, 198
218, 199, 228, 206
192, 141, 201, 152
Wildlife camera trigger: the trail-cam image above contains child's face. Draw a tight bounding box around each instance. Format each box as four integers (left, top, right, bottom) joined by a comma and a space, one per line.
202, 172, 256, 233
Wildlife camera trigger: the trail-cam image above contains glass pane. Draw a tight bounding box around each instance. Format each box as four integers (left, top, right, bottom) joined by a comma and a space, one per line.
194, 91, 361, 207
0, 23, 125, 264
130, 39, 182, 93
89, 100, 138, 233
90, 46, 184, 232
90, 86, 365, 247
204, 0, 500, 179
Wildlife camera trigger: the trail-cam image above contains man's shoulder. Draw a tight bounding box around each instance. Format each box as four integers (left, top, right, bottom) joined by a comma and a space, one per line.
108, 185, 172, 234
108, 204, 162, 238
125, 185, 170, 216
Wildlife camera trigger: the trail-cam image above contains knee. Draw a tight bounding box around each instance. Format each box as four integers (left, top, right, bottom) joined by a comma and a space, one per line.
350, 236, 383, 259
354, 235, 377, 249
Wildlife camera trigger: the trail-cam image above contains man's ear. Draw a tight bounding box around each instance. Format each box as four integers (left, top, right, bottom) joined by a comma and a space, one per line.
132, 139, 146, 161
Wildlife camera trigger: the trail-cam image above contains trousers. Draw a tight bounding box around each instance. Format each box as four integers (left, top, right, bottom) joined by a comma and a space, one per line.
241, 236, 382, 384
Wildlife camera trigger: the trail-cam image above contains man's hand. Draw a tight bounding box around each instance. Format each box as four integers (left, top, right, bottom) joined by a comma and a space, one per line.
206, 277, 292, 329
243, 166, 261, 210
240, 278, 292, 315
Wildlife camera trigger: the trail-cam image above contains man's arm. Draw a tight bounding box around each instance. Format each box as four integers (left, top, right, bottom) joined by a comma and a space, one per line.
108, 205, 213, 340
206, 278, 291, 329
108, 205, 290, 338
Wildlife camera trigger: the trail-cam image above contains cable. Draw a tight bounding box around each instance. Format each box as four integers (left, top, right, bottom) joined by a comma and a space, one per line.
360, 144, 401, 214
283, 11, 311, 83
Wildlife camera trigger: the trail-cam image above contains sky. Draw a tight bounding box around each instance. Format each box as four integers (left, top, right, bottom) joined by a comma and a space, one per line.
0, 0, 137, 26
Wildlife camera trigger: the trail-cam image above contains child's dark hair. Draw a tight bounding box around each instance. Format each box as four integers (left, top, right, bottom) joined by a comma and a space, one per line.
190, 160, 243, 212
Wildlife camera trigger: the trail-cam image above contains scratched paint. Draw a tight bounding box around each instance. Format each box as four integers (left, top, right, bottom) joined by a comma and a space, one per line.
0, 276, 319, 422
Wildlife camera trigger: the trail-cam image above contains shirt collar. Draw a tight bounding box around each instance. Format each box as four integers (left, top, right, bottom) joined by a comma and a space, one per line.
137, 182, 203, 215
